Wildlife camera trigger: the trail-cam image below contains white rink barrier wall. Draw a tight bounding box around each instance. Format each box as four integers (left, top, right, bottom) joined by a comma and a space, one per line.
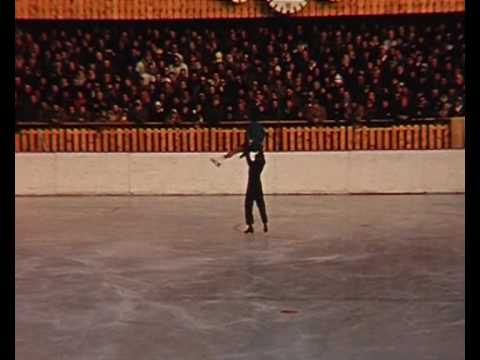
15, 151, 464, 195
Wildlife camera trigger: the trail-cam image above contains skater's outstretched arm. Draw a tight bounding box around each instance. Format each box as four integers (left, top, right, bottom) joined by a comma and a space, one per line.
224, 142, 248, 159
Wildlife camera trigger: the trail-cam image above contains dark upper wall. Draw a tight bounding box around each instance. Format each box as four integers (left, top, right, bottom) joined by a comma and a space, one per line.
16, 0, 464, 20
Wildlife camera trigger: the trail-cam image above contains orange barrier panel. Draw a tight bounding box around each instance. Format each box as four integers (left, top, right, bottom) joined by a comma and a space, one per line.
138, 129, 145, 152
40, 130, 47, 152
239, 130, 246, 150
72, 129, 80, 152
304, 127, 311, 151
332, 127, 339, 150
435, 125, 443, 149
87, 130, 95, 152
123, 129, 131, 152
174, 129, 181, 152
181, 129, 188, 152
428, 125, 436, 149
231, 128, 239, 151
166, 129, 174, 152
398, 126, 405, 150
227, 129, 232, 151
107, 129, 114, 152
35, 130, 44, 152
274, 128, 281, 151
80, 129, 87, 152
37, 129, 45, 152
369, 128, 376, 150
289, 128, 296, 151
354, 128, 361, 150
391, 127, 398, 150
130, 129, 137, 152
443, 125, 450, 148
218, 129, 225, 152
51, 129, 58, 152
347, 127, 354, 150
99, 130, 107, 152
300, 127, 307, 151
325, 128, 332, 150
376, 128, 383, 150
172, 129, 179, 151
384, 128, 391, 150
405, 126, 412, 150
311, 127, 318, 151
267, 128, 274, 152
116, 129, 123, 152
145, 129, 152, 152
94, 130, 101, 152
153, 129, 160, 152
203, 128, 209, 151
318, 128, 325, 150
361, 127, 369, 150
450, 117, 465, 148
58, 129, 66, 152
282, 128, 288, 151
35, 129, 41, 152
160, 129, 167, 152
238, 129, 245, 150
209, 128, 217, 152
339, 127, 346, 150
28, 130, 36, 152
413, 125, 420, 149
406, 125, 412, 149
74, 129, 81, 151
421, 125, 428, 149
187, 128, 195, 152
64, 129, 72, 152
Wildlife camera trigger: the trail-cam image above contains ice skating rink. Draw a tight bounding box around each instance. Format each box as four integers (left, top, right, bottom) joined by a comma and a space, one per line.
15, 195, 464, 360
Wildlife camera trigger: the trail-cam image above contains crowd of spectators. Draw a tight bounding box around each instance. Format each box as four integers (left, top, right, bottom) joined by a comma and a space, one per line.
15, 15, 465, 126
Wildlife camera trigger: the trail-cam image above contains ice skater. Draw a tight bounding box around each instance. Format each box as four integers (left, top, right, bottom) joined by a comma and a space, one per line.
242, 149, 268, 233
223, 118, 269, 233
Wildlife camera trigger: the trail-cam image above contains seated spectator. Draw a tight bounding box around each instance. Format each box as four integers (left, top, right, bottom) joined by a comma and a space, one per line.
108, 104, 125, 122
180, 105, 192, 122
233, 99, 251, 121
351, 102, 366, 124
204, 95, 225, 126
21, 94, 42, 122
167, 53, 189, 79
76, 105, 92, 123
192, 104, 206, 127
166, 109, 182, 125
129, 100, 149, 124
414, 95, 432, 119
377, 99, 393, 120
151, 101, 166, 122
284, 99, 300, 120
255, 104, 270, 121
50, 104, 68, 124
438, 103, 451, 119
268, 99, 284, 120
66, 105, 77, 122
304, 100, 327, 124
451, 98, 465, 117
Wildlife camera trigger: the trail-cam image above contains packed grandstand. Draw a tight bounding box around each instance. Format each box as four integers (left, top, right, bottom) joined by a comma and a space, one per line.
15, 15, 464, 126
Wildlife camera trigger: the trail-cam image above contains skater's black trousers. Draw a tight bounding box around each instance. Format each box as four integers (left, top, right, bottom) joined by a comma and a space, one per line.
245, 153, 268, 226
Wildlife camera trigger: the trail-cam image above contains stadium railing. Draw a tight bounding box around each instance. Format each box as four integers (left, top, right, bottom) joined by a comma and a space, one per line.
14, 117, 464, 152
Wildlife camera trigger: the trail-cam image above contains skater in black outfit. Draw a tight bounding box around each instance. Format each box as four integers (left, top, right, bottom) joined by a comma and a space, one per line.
223, 117, 269, 233
244, 150, 268, 233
